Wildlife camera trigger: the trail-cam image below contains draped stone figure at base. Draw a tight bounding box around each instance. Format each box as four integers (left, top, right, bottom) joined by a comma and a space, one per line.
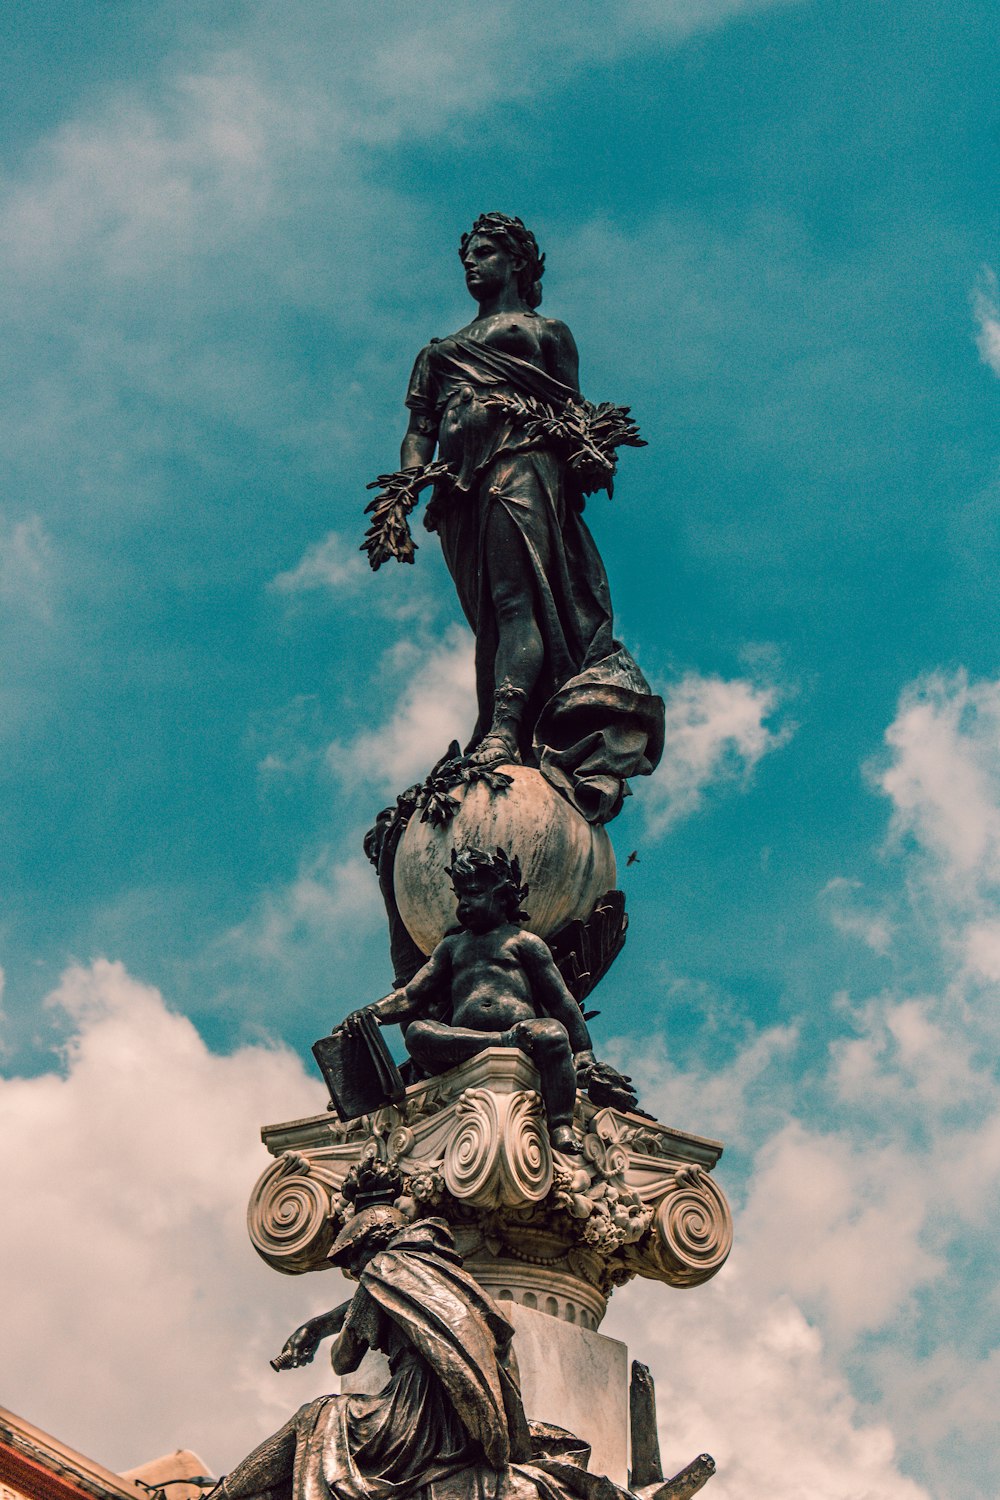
217, 1207, 713, 1500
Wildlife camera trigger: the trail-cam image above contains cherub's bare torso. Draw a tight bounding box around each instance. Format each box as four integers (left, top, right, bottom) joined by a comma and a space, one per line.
357, 858, 597, 1151
442, 924, 541, 1031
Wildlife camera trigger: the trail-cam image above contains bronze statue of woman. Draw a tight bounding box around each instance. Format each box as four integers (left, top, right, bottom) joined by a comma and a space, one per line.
363, 213, 664, 825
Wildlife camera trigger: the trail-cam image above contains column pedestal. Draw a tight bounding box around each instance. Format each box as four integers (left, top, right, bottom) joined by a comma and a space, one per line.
500, 1301, 628, 1484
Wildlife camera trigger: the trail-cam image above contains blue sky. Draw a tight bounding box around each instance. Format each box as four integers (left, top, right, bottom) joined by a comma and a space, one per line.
1, 3, 998, 1497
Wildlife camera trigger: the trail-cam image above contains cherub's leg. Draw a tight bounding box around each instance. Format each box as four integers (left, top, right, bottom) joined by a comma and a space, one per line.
509, 1018, 581, 1152
405, 1019, 497, 1073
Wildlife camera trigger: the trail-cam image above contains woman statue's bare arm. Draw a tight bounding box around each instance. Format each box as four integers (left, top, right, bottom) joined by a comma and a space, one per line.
400, 410, 437, 469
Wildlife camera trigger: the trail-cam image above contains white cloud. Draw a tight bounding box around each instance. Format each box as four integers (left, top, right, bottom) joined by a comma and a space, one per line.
0, 956, 936, 1500
868, 1342, 1000, 1500
0, 55, 323, 283
229, 850, 381, 964
0, 41, 417, 520
607, 981, 1000, 1497
0, 960, 337, 1474
607, 952, 1000, 1497
820, 876, 894, 955
739, 1122, 944, 1343
876, 670, 1000, 890
962, 918, 1000, 980
250, 694, 327, 779
16, 648, 1000, 1500
640, 672, 791, 835
619, 1018, 799, 1144
625, 0, 803, 42
0, 1, 812, 508
873, 670, 1000, 987
0, 514, 56, 622
326, 624, 476, 792
0, 1, 790, 295
829, 995, 984, 1117
246, 1, 805, 144
270, 531, 366, 595
605, 1267, 930, 1500
971, 266, 1000, 377
604, 666, 1000, 1497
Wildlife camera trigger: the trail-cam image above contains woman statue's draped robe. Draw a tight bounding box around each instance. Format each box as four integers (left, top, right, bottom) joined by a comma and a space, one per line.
406, 334, 664, 826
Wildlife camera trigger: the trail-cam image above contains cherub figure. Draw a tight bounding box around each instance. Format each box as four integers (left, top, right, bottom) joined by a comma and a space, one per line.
345, 847, 598, 1154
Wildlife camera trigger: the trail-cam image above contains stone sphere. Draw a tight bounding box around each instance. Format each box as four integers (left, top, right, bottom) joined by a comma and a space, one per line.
394, 764, 616, 955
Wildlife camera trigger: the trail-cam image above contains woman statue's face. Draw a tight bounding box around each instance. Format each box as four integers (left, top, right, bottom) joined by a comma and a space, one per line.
461, 234, 520, 303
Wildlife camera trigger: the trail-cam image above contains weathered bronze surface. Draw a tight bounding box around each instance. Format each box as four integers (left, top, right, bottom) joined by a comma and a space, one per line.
362, 213, 665, 828
334, 848, 639, 1144
247, 215, 720, 1500
225, 1208, 713, 1500
311, 1009, 405, 1120
628, 1362, 663, 1489
220, 1210, 528, 1500
644, 1457, 716, 1500
627, 1365, 715, 1499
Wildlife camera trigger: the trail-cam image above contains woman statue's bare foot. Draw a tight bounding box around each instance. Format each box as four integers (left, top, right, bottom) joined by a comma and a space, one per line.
465, 680, 528, 768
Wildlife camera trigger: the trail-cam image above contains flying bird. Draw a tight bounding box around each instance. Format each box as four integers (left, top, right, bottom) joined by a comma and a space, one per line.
626, 850, 640, 866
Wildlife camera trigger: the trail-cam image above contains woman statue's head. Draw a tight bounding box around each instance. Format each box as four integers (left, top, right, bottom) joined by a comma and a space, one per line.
458, 212, 545, 309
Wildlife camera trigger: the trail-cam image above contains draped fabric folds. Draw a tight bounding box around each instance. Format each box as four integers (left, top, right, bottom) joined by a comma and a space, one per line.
406, 335, 664, 824
218, 1221, 629, 1500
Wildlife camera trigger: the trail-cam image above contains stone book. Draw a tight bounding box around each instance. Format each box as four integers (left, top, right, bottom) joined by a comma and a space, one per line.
312, 1012, 405, 1120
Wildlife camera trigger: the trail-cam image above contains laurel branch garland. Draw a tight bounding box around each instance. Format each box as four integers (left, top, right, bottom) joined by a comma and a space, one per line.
360, 460, 451, 571
481, 393, 646, 497
360, 398, 644, 569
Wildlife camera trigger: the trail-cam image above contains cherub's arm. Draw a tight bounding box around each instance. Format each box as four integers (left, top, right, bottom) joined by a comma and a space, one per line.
348, 940, 454, 1030
518, 935, 593, 1057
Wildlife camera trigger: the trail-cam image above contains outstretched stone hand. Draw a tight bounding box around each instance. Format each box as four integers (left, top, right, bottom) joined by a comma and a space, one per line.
270, 1320, 322, 1371
270, 1303, 350, 1372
